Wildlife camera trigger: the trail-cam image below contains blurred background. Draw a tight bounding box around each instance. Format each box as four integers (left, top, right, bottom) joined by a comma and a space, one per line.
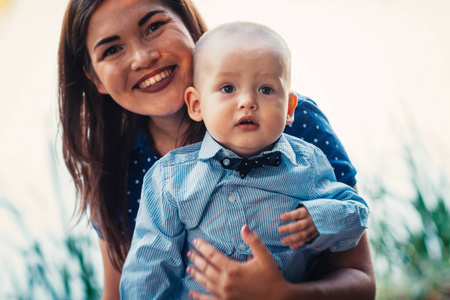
1, 0, 449, 299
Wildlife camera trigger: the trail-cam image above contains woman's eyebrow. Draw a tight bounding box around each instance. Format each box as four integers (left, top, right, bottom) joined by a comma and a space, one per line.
93, 10, 166, 51
94, 36, 120, 51
138, 10, 166, 27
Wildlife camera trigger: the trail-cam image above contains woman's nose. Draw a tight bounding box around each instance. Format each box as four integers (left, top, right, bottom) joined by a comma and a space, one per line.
130, 44, 160, 71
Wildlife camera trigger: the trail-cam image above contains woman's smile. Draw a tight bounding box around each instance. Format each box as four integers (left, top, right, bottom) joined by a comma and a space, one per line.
134, 65, 176, 92
86, 0, 195, 117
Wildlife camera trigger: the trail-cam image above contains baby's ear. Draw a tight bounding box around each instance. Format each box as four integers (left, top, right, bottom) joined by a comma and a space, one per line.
286, 92, 298, 125
185, 87, 203, 122
83, 66, 108, 94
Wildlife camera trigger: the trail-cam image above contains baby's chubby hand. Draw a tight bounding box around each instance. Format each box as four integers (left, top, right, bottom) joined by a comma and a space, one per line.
278, 206, 319, 250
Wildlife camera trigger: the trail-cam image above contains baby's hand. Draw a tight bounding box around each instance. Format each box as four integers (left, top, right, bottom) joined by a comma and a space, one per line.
278, 206, 319, 250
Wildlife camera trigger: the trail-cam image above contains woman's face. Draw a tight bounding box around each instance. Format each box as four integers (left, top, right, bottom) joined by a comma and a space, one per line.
86, 0, 195, 117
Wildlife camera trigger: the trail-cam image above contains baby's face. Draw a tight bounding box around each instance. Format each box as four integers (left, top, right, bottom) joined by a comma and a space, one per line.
192, 31, 293, 158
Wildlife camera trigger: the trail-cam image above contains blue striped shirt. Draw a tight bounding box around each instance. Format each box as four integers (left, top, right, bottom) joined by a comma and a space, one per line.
92, 96, 358, 241
120, 131, 369, 300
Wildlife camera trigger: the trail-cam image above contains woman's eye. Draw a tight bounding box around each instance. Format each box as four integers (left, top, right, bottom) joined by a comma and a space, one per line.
220, 85, 236, 93
103, 46, 120, 58
259, 86, 273, 95
146, 21, 165, 35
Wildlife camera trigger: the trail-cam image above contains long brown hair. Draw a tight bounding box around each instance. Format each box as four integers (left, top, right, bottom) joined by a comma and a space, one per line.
58, 0, 207, 270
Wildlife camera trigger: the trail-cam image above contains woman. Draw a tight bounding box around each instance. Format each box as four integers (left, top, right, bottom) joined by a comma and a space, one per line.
58, 0, 375, 299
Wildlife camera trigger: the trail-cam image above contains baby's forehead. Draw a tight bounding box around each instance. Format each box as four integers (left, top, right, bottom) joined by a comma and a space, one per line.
207, 26, 285, 50
195, 22, 290, 58
193, 22, 292, 84
198, 31, 290, 67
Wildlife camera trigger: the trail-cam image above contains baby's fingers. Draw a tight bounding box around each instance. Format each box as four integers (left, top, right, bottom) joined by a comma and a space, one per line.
280, 231, 307, 247
278, 218, 312, 234
188, 289, 218, 300
280, 228, 319, 248
280, 206, 308, 221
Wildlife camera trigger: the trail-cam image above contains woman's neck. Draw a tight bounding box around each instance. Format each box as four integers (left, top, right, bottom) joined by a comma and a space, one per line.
147, 110, 190, 157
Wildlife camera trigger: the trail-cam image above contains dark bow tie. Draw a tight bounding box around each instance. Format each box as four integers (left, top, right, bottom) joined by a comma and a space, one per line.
220, 151, 282, 179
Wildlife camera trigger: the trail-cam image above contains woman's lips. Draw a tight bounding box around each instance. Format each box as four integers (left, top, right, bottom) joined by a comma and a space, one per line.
133, 66, 176, 93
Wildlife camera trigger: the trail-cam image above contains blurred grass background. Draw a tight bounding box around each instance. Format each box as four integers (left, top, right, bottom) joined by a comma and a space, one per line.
1, 0, 449, 299
1, 124, 449, 299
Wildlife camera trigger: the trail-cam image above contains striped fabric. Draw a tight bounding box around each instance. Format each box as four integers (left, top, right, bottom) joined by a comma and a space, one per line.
92, 96, 358, 241
120, 132, 369, 300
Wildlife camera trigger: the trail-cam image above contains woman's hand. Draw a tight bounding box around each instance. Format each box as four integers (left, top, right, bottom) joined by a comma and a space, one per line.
187, 228, 375, 300
187, 224, 289, 300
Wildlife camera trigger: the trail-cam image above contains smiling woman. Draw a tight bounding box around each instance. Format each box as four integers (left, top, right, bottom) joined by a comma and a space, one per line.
57, 0, 377, 299
58, 1, 207, 298
59, 0, 207, 274
1, 0, 450, 298
85, 2, 196, 116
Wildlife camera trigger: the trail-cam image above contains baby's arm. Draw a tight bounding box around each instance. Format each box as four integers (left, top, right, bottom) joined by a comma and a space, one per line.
280, 147, 369, 252
120, 162, 185, 299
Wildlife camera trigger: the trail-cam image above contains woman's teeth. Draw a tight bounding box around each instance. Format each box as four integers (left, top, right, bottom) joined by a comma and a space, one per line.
138, 69, 172, 89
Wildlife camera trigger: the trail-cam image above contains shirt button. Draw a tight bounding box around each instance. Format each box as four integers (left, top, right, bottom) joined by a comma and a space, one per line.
228, 195, 235, 203
223, 151, 231, 157
223, 158, 230, 166
238, 243, 247, 251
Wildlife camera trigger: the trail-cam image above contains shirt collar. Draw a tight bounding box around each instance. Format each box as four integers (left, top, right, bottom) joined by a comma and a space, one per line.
198, 132, 227, 159
271, 134, 297, 164
198, 131, 297, 165
131, 120, 157, 157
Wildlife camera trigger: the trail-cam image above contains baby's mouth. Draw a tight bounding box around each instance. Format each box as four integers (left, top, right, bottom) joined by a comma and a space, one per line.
237, 116, 258, 127
239, 119, 255, 125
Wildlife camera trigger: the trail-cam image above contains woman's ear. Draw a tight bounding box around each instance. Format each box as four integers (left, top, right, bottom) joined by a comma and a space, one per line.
83, 66, 108, 94
286, 92, 298, 125
185, 86, 203, 122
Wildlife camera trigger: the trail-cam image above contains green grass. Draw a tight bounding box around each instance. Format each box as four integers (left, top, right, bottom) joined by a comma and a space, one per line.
0, 135, 102, 299
1, 122, 449, 299
366, 143, 450, 299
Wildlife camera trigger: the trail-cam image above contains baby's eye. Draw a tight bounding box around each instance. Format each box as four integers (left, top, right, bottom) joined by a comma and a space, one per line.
146, 21, 165, 35
259, 86, 273, 95
220, 85, 236, 93
103, 46, 121, 58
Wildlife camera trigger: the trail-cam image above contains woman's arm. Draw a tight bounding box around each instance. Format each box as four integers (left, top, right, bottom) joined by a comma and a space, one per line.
188, 226, 375, 300
284, 232, 375, 300
293, 184, 375, 299
99, 239, 121, 300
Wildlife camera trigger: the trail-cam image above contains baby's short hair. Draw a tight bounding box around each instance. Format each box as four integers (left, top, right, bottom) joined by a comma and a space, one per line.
195, 21, 289, 53
193, 21, 291, 85
194, 21, 290, 60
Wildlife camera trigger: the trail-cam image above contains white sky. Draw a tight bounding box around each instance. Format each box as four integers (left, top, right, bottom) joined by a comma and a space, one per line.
0, 0, 449, 293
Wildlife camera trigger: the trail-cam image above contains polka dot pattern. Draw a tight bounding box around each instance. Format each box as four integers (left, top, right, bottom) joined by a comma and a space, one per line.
283, 95, 356, 187
125, 128, 160, 236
